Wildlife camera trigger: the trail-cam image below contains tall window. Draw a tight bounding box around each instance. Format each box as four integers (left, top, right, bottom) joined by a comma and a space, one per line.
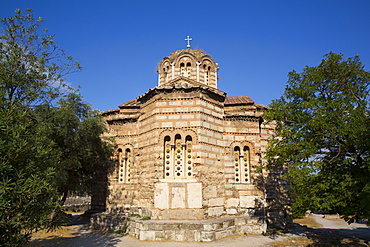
164, 135, 193, 179
118, 148, 131, 183
234, 146, 250, 183
180, 63, 186, 76
163, 67, 168, 83
186, 62, 191, 78
203, 65, 211, 85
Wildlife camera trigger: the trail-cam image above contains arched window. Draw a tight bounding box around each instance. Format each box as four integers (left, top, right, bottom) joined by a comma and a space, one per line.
163, 68, 167, 83
164, 135, 193, 179
186, 62, 191, 78
180, 62, 192, 78
203, 65, 211, 85
166, 66, 170, 81
185, 135, 193, 178
234, 146, 250, 183
118, 148, 132, 183
180, 63, 185, 76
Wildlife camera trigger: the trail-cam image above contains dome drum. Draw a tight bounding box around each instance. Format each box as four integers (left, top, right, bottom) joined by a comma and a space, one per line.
157, 49, 219, 88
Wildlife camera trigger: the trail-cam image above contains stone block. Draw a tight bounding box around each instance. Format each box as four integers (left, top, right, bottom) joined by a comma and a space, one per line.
203, 122, 210, 128
226, 208, 237, 215
171, 187, 186, 208
203, 224, 213, 231
162, 209, 204, 220
154, 182, 169, 209
240, 196, 256, 208
187, 183, 202, 208
182, 114, 194, 119
168, 115, 180, 119
169, 101, 181, 106
183, 223, 203, 231
155, 231, 165, 239
215, 230, 228, 240
235, 217, 246, 226
164, 230, 175, 240
209, 198, 224, 207
237, 225, 253, 234
175, 233, 184, 241
175, 121, 188, 127
162, 108, 174, 112
208, 137, 217, 145
213, 222, 223, 230
162, 122, 173, 127
201, 231, 215, 242
139, 230, 155, 241
190, 121, 199, 126
207, 206, 224, 217
148, 223, 164, 231
194, 231, 201, 242
225, 198, 239, 208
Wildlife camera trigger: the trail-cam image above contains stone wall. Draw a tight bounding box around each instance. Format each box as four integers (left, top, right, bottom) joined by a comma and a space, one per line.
91, 213, 267, 242
100, 86, 290, 223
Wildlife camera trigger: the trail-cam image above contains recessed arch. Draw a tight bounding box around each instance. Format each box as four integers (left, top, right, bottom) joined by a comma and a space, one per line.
231, 142, 252, 184
163, 134, 194, 179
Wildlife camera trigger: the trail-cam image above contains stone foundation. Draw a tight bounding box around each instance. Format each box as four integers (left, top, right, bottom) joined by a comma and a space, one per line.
91, 213, 267, 242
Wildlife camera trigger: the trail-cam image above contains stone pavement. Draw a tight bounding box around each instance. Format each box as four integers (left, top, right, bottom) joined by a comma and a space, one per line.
27, 214, 370, 247
310, 213, 370, 241
28, 224, 291, 247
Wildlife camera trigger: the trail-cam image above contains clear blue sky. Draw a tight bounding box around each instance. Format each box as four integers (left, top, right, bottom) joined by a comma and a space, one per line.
2, 0, 370, 111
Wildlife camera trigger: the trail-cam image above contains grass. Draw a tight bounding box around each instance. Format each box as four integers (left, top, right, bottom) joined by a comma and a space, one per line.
271, 237, 314, 247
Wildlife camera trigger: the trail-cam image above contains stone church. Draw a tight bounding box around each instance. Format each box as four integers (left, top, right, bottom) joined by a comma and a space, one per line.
91, 41, 290, 241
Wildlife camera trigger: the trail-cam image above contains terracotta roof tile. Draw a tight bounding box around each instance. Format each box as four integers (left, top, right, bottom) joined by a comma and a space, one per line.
118, 99, 140, 108
225, 96, 254, 105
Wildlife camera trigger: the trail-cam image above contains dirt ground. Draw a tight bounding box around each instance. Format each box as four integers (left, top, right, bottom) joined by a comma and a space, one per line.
27, 214, 370, 247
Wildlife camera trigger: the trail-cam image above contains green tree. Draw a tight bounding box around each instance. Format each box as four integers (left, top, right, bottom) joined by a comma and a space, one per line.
0, 108, 59, 246
0, 9, 80, 109
36, 92, 112, 205
0, 9, 111, 246
264, 52, 370, 223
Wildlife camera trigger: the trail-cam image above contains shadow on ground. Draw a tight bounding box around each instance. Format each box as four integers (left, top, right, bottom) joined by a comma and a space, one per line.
282, 223, 370, 246
27, 214, 124, 247
27, 214, 370, 247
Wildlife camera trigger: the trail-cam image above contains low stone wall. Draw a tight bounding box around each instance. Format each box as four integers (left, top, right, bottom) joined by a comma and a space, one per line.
90, 213, 267, 242
63, 196, 91, 212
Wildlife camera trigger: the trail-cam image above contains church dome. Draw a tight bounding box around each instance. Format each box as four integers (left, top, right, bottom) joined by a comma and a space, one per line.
157, 48, 219, 89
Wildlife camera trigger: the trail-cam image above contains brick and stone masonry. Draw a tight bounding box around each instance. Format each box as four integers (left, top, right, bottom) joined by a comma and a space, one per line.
91, 47, 291, 241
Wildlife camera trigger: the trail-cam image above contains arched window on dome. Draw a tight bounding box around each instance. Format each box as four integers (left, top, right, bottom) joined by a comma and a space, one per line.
163, 135, 193, 179
180, 63, 186, 76
186, 62, 191, 78
203, 64, 211, 85
163, 67, 167, 83
166, 66, 170, 81
233, 146, 250, 183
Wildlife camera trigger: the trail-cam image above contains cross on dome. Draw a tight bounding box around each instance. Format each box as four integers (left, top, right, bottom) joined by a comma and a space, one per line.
185, 36, 192, 48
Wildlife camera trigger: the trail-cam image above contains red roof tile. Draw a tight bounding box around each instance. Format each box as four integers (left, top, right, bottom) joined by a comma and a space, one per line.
118, 99, 140, 108
225, 96, 254, 105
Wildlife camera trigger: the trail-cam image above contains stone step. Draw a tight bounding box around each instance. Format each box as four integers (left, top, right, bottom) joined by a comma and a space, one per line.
91, 213, 266, 242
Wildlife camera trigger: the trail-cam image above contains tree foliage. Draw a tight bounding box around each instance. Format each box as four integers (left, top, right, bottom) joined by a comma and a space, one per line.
36, 92, 112, 204
0, 9, 112, 246
264, 52, 370, 223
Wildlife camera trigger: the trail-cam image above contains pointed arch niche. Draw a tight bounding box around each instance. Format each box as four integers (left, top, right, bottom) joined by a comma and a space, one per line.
163, 134, 193, 179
